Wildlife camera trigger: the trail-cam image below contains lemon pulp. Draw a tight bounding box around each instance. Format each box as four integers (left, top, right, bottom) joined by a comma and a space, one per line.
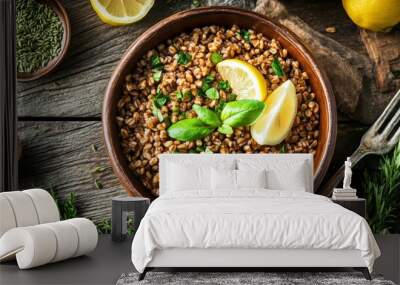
216, 59, 267, 102
90, 0, 154, 26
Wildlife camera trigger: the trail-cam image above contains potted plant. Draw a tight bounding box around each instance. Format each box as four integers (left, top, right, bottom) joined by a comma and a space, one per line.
363, 142, 400, 283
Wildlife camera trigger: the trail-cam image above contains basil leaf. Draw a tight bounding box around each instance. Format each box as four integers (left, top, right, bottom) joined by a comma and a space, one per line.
153, 69, 162, 82
168, 118, 215, 141
221, 99, 265, 127
218, 124, 233, 135
271, 58, 285, 77
218, 80, 230, 91
150, 55, 163, 69
211, 52, 223, 64
152, 103, 164, 122
205, 87, 219, 100
193, 104, 221, 127
177, 51, 192, 65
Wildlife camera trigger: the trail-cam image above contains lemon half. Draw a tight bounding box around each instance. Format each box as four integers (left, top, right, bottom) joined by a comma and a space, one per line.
216, 59, 267, 102
251, 80, 297, 146
90, 0, 154, 26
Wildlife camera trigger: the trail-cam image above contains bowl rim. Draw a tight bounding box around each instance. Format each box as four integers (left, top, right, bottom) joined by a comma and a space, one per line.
17, 0, 71, 82
103, 6, 337, 198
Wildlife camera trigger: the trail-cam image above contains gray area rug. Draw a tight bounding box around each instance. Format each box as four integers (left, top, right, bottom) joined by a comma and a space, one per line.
116, 272, 396, 285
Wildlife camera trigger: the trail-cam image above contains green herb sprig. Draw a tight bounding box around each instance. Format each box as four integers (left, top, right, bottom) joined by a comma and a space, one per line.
167, 100, 265, 141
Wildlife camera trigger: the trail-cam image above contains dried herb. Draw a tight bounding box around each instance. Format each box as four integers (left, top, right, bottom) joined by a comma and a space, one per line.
92, 166, 108, 173
90, 144, 98, 152
16, 0, 63, 73
94, 179, 103, 190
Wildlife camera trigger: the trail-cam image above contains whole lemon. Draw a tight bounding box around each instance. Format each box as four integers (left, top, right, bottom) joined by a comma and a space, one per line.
342, 0, 400, 32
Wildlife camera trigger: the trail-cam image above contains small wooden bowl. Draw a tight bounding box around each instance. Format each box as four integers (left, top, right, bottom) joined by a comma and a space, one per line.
17, 0, 71, 82
103, 7, 337, 198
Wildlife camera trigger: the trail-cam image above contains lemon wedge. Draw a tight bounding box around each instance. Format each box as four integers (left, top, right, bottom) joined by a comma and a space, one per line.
342, 0, 400, 31
216, 59, 267, 102
90, 0, 154, 26
251, 80, 297, 145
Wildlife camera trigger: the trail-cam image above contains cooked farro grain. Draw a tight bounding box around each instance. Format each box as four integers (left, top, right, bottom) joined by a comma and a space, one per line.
116, 25, 320, 196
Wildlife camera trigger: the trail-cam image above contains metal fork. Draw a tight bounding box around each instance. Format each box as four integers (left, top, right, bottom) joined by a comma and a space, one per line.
318, 89, 400, 196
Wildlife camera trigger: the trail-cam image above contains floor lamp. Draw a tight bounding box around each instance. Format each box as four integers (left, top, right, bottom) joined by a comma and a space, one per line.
0, 0, 18, 192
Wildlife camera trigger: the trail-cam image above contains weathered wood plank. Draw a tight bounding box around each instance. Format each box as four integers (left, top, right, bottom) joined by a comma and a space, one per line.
19, 119, 368, 221
16, 0, 255, 117
18, 121, 125, 223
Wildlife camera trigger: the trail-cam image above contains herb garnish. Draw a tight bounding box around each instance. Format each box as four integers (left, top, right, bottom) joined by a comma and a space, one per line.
150, 55, 164, 82
238, 29, 250, 42
204, 75, 214, 83
152, 103, 164, 122
177, 51, 192, 65
218, 80, 230, 91
153, 69, 162, 82
150, 55, 163, 69
271, 58, 285, 77
199, 75, 214, 96
153, 88, 169, 108
168, 99, 265, 141
176, 90, 192, 101
211, 52, 223, 64
218, 124, 233, 135
280, 145, 286, 153
206, 87, 219, 100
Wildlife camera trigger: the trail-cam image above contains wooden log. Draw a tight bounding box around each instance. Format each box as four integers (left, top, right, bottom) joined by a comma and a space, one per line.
360, 28, 400, 93
18, 121, 125, 223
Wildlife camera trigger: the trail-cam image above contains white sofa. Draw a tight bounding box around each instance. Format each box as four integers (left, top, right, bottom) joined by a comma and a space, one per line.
0, 189, 98, 269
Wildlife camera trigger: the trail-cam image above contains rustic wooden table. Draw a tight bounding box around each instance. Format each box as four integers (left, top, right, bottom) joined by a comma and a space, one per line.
17, 0, 369, 223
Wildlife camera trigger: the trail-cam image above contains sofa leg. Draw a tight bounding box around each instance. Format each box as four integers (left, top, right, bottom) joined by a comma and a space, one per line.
354, 267, 371, 280
138, 268, 147, 281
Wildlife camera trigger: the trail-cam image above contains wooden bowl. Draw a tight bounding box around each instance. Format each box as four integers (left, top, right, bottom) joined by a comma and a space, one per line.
103, 7, 337, 198
17, 0, 71, 82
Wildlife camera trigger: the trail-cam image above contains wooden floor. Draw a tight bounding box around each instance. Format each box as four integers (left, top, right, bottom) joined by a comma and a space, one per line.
17, 0, 371, 223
